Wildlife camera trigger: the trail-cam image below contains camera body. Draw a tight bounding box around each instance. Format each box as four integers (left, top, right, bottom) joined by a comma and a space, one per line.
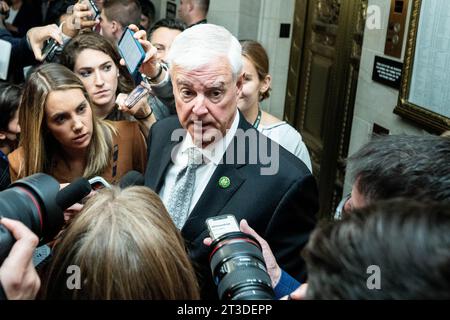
206, 215, 274, 300
41, 39, 62, 63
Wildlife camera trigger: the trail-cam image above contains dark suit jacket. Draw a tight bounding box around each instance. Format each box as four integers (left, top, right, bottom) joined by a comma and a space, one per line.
9, 1, 41, 37
144, 113, 319, 299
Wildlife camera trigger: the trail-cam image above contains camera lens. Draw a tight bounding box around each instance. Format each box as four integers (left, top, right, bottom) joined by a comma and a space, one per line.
209, 232, 274, 300
0, 174, 62, 263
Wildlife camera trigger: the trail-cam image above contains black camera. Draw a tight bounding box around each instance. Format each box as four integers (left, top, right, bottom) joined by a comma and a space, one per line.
0, 173, 91, 263
41, 39, 62, 63
209, 231, 275, 300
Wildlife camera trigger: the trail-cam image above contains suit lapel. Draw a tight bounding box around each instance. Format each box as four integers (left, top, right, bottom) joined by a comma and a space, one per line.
181, 112, 253, 240
153, 142, 178, 192
149, 119, 185, 193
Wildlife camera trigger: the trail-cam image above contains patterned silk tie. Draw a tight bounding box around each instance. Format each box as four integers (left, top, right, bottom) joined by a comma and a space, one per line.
167, 147, 203, 229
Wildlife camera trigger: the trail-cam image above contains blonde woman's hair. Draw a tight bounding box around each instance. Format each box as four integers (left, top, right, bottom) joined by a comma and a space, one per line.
18, 63, 115, 179
42, 186, 200, 300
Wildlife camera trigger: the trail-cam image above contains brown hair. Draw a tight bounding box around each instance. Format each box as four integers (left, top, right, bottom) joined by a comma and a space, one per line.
103, 0, 141, 29
61, 30, 134, 94
240, 40, 271, 101
17, 63, 115, 179
42, 186, 200, 300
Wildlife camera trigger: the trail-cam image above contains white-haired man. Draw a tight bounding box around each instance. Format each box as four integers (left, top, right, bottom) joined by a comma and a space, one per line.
131, 23, 318, 299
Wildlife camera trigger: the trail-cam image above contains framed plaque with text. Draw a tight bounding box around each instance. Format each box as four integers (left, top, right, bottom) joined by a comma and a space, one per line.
394, 0, 450, 133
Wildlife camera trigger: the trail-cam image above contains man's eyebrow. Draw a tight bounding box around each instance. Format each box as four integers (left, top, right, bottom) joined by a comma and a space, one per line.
207, 82, 226, 89
176, 80, 192, 86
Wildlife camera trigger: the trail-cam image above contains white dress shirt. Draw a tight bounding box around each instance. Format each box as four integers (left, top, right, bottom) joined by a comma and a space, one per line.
160, 111, 240, 215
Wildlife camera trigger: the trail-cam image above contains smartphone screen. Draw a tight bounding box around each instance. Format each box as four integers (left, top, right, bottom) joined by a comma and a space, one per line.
118, 28, 146, 75
125, 84, 149, 108
206, 215, 240, 240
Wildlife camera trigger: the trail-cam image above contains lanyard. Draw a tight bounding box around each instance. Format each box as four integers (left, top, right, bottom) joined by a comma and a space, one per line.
252, 108, 262, 129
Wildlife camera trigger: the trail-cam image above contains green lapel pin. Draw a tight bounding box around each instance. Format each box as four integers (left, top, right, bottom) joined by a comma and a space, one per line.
219, 176, 231, 189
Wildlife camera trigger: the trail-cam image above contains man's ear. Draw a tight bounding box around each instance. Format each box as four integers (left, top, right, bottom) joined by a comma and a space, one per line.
0, 131, 6, 141
111, 20, 120, 34
187, 0, 195, 12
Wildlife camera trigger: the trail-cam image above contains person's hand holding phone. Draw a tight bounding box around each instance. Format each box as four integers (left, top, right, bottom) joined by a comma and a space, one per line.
26, 24, 64, 61
120, 24, 163, 82
62, 0, 98, 38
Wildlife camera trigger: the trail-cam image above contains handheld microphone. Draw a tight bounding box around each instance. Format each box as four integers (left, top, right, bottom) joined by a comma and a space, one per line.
119, 171, 145, 188
56, 177, 92, 210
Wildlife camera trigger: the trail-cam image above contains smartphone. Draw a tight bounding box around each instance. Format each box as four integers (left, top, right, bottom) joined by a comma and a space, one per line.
206, 215, 240, 240
118, 27, 146, 75
85, 0, 100, 20
88, 176, 111, 191
124, 82, 152, 109
33, 245, 52, 271
42, 39, 60, 62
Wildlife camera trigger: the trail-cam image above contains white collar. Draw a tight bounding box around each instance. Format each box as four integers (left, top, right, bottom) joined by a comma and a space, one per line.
178, 110, 240, 165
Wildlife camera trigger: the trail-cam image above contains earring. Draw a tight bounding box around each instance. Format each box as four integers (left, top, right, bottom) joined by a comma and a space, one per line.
117, 72, 120, 77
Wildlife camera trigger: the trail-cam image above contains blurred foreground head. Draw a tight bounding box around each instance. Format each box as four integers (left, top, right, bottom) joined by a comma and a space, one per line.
42, 186, 200, 300
304, 199, 450, 299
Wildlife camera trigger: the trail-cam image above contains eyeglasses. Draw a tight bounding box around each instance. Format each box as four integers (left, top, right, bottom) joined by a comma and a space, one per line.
334, 193, 351, 220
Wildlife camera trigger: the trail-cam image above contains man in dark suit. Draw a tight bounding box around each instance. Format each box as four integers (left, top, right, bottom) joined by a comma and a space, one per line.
140, 23, 318, 299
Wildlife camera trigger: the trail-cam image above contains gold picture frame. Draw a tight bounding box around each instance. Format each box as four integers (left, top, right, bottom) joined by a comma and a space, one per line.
394, 0, 450, 133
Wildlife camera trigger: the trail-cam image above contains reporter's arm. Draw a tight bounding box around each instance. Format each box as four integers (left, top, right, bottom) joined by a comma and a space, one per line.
0, 218, 40, 300
122, 24, 167, 83
26, 24, 63, 61
116, 88, 156, 138
61, 1, 97, 38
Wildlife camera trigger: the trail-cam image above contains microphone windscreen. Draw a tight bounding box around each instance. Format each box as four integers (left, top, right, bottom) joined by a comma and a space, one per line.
56, 177, 92, 210
119, 170, 145, 188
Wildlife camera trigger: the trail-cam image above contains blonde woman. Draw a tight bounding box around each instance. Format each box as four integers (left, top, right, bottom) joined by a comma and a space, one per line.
8, 63, 147, 184
41, 186, 200, 300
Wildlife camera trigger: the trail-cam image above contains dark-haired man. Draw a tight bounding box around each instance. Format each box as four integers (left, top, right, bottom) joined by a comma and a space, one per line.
99, 0, 141, 43
178, 0, 208, 27
301, 199, 450, 299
